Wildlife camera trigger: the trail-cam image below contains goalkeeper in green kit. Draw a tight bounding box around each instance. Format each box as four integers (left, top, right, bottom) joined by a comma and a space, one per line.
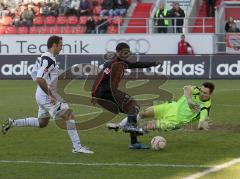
107, 82, 215, 132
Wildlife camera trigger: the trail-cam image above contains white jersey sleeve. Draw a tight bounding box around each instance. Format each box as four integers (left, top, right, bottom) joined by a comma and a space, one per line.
36, 56, 56, 80
31, 57, 41, 81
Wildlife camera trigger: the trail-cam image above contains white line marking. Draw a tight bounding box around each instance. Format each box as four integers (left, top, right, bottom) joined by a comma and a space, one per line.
75, 111, 101, 117
183, 158, 240, 179
0, 160, 211, 168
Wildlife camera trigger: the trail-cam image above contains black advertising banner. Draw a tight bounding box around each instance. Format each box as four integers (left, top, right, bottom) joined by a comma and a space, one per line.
0, 54, 240, 79
212, 55, 240, 79
0, 55, 65, 79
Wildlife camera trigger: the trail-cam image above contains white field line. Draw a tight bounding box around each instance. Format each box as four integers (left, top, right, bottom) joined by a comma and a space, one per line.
183, 158, 240, 179
74, 111, 101, 117
0, 160, 211, 168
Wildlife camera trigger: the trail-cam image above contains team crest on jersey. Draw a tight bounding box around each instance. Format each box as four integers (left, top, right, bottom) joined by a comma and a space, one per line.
104, 68, 110, 74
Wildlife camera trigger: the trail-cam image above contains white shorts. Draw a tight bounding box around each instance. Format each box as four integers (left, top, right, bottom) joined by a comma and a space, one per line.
36, 95, 69, 119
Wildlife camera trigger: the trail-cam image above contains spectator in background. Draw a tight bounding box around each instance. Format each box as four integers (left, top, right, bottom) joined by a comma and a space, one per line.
6, 0, 17, 16
169, 2, 185, 33
58, 0, 71, 16
113, 0, 128, 16
228, 23, 240, 33
96, 16, 108, 33
205, 0, 215, 17
86, 16, 96, 33
154, 3, 169, 33
0, 1, 9, 15
12, 8, 21, 26
19, 3, 26, 14
20, 5, 35, 26
100, 0, 114, 17
49, 0, 59, 16
79, 0, 90, 16
225, 17, 236, 32
178, 34, 194, 55
70, 0, 80, 16
39, 1, 50, 16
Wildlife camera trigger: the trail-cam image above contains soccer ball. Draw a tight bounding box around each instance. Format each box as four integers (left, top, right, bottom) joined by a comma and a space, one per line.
151, 136, 167, 150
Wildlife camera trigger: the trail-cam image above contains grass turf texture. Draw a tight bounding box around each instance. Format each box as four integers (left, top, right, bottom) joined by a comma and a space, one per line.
0, 80, 240, 179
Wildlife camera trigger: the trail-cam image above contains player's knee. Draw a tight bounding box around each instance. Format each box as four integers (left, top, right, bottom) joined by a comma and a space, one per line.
125, 104, 139, 116
61, 109, 73, 120
39, 118, 49, 128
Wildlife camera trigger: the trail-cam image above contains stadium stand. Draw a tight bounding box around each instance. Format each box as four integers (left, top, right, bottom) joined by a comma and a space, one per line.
125, 3, 152, 33
0, 0, 130, 34
0, 0, 239, 34
192, 0, 222, 33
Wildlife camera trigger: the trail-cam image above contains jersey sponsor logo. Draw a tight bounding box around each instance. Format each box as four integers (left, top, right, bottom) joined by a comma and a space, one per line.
216, 60, 240, 76
104, 68, 110, 74
0, 61, 35, 76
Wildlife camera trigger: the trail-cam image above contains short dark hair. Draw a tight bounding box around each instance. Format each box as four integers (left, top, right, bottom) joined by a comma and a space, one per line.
116, 42, 130, 52
47, 35, 62, 49
202, 82, 215, 93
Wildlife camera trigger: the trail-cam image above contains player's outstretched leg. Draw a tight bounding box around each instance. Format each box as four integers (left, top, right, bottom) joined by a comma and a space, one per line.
2, 117, 40, 135
2, 118, 13, 135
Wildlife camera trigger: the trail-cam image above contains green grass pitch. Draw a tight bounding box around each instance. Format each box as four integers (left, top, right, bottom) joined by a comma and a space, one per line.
0, 79, 240, 179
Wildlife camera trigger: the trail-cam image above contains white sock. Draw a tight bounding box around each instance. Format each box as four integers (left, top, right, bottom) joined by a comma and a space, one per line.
119, 113, 141, 129
12, 117, 39, 127
66, 119, 81, 149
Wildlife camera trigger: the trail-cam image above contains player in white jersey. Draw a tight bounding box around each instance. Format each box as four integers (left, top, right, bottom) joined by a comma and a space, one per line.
2, 35, 93, 154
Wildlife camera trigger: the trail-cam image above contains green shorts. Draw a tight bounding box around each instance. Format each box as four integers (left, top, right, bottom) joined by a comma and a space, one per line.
153, 102, 180, 131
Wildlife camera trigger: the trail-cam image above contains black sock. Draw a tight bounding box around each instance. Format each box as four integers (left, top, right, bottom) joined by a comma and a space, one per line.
128, 115, 138, 144
130, 133, 138, 144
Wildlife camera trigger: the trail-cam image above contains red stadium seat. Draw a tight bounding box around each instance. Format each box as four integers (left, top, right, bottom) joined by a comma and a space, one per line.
79, 16, 88, 25
57, 16, 67, 25
17, 26, 29, 34
45, 16, 56, 25
39, 26, 50, 34
51, 26, 62, 34
5, 26, 17, 34
107, 25, 118, 34
68, 16, 78, 25
62, 26, 73, 34
33, 16, 44, 25
29, 26, 39, 34
73, 26, 86, 34
0, 26, 6, 34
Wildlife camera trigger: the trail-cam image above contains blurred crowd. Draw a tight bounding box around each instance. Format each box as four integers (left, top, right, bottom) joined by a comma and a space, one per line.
0, 0, 129, 33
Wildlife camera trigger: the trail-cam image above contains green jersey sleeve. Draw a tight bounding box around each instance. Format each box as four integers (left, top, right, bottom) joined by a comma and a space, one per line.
199, 108, 209, 123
